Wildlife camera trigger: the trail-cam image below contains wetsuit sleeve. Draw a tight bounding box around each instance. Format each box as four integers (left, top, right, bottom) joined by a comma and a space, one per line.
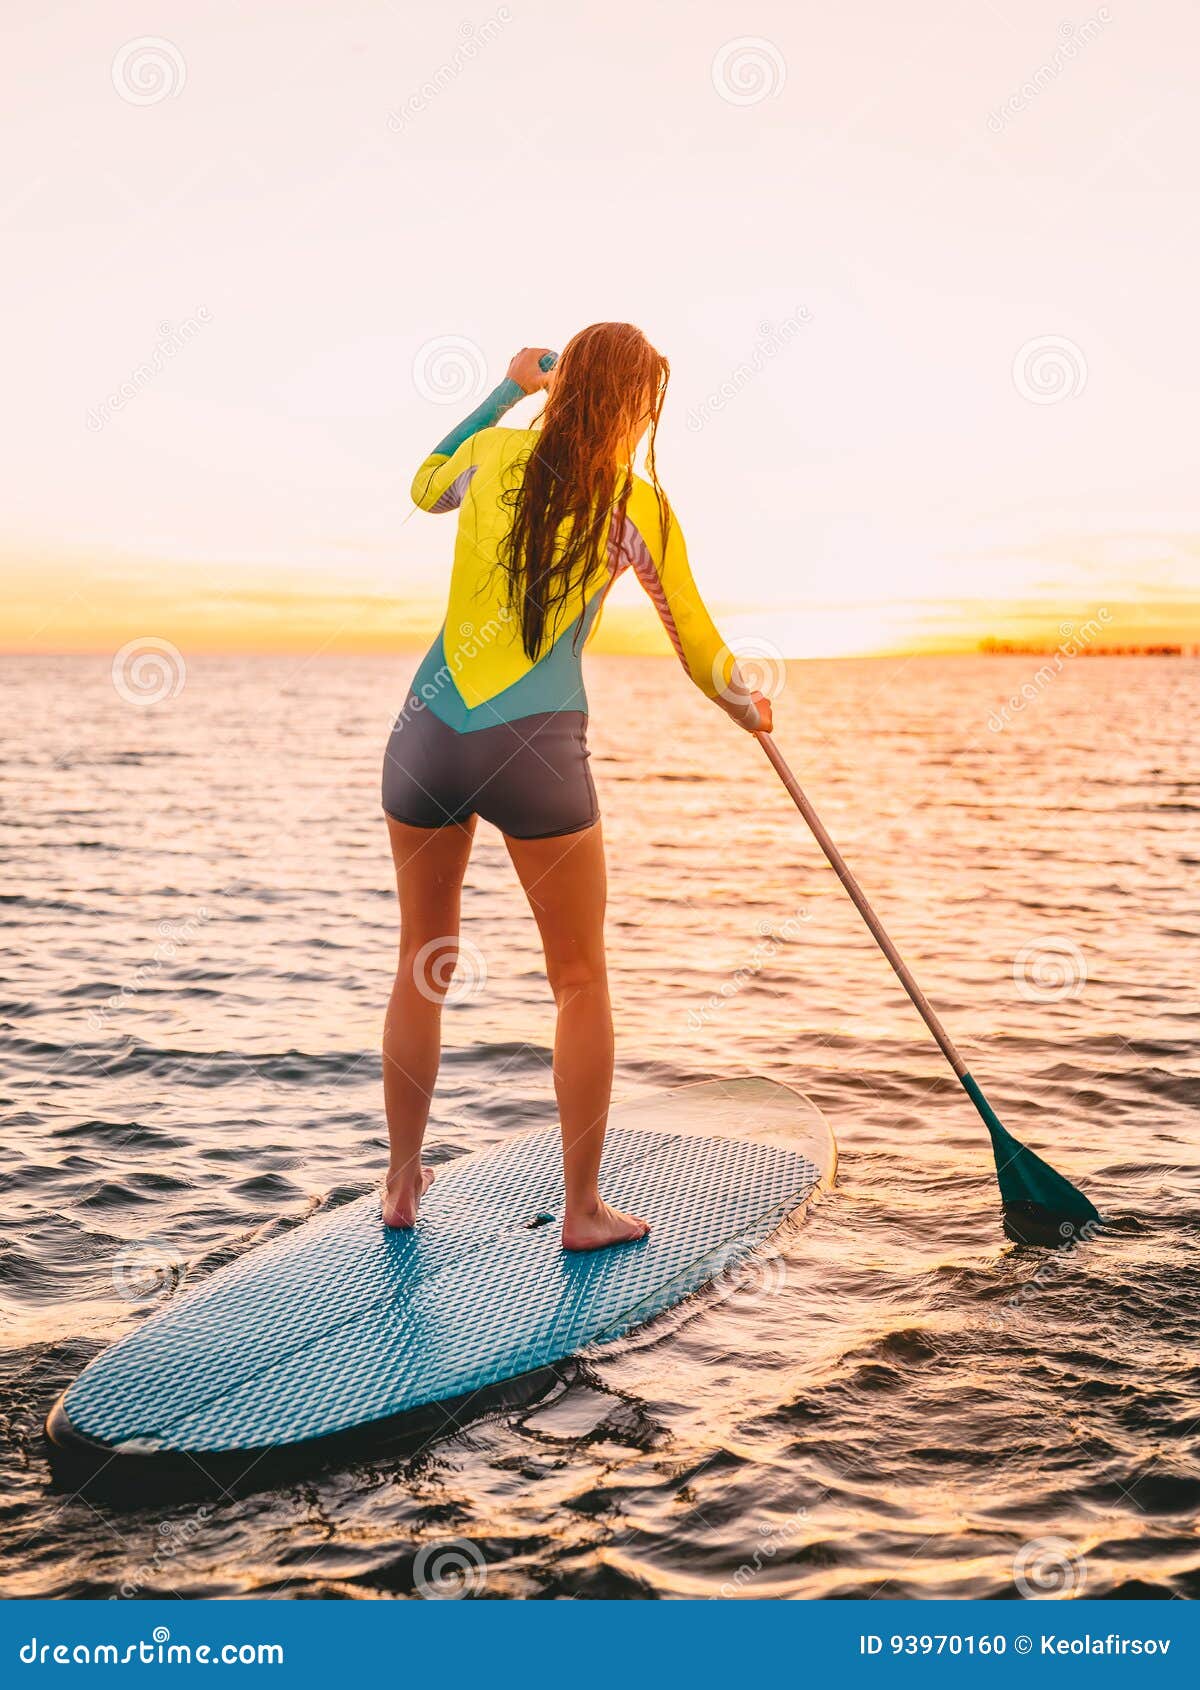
409, 377, 527, 512
624, 501, 761, 729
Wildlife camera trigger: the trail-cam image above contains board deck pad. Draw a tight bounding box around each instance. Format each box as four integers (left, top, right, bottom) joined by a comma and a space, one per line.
60, 1080, 830, 1459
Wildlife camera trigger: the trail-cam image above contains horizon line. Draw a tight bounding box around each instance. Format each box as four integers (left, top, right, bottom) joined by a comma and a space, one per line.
4, 643, 1198, 662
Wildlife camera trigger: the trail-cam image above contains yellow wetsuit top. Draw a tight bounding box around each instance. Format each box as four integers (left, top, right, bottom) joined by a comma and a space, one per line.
407, 379, 756, 732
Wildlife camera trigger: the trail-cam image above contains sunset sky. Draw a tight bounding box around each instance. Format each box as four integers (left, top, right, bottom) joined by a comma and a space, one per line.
3, 0, 1198, 658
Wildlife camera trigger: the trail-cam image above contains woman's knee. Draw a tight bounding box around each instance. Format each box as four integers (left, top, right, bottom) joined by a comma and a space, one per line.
398, 934, 461, 1002
546, 952, 608, 1005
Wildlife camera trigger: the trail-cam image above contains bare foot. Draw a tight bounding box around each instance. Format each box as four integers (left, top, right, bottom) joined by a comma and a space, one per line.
561, 1200, 649, 1253
382, 1166, 435, 1229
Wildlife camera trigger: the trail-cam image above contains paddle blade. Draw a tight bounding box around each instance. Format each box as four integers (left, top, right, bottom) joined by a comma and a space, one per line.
960, 1072, 1100, 1246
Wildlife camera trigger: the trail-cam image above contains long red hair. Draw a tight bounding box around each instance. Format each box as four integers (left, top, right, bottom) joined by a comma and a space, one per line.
499, 322, 671, 660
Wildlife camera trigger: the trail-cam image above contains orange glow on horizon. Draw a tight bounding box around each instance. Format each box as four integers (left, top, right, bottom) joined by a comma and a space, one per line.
3, 545, 1196, 662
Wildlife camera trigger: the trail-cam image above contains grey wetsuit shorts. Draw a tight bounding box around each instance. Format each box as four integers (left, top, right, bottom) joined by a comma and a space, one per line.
382, 698, 599, 840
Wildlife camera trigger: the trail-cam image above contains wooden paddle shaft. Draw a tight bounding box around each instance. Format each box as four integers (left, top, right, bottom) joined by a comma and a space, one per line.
757, 732, 968, 1080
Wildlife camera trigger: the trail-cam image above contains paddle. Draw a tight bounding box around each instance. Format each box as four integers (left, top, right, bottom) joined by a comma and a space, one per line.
755, 732, 1100, 1245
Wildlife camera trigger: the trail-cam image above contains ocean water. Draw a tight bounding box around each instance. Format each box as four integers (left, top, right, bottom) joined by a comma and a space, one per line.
1, 650, 1197, 1600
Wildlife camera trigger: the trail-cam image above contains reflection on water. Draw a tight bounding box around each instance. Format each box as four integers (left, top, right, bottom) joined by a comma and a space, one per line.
1, 652, 1197, 1598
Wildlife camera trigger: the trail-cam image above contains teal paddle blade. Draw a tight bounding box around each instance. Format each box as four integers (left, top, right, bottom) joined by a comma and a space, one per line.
961, 1072, 1100, 1246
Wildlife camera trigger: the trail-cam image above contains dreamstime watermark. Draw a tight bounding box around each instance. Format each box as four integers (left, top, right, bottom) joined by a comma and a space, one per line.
708, 1237, 789, 1307
686, 311, 812, 432
714, 635, 789, 704
387, 12, 512, 133
114, 1510, 212, 1599
111, 637, 187, 705
717, 1505, 810, 1596
412, 936, 488, 1005
689, 913, 810, 1029
986, 1215, 1101, 1329
1013, 936, 1087, 1001
987, 611, 1112, 731
87, 310, 212, 431
390, 612, 515, 729
18, 1631, 283, 1666
711, 37, 787, 107
1012, 334, 1088, 404
412, 1538, 488, 1598
111, 37, 187, 106
89, 911, 211, 1031
112, 1237, 188, 1301
988, 13, 1111, 133
1013, 1535, 1088, 1598
412, 334, 488, 405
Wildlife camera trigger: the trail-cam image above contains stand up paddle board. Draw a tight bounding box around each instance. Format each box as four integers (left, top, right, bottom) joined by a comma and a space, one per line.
47, 1078, 833, 1493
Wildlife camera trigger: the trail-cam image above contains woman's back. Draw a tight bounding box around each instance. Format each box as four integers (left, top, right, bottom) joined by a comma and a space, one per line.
409, 413, 746, 733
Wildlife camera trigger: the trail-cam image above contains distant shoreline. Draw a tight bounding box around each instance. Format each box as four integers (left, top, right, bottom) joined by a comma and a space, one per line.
1, 645, 1196, 662
978, 640, 1193, 657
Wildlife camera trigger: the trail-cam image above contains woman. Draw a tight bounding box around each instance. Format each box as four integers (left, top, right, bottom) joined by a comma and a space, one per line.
381, 322, 771, 1250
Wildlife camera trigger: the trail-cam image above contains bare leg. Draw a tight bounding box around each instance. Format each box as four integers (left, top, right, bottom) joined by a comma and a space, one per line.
504, 822, 648, 1251
382, 814, 476, 1227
